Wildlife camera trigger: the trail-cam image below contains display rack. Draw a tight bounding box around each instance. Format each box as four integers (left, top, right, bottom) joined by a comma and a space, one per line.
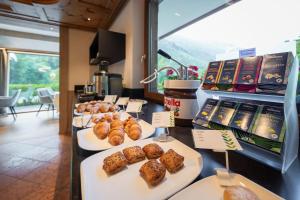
195, 57, 299, 173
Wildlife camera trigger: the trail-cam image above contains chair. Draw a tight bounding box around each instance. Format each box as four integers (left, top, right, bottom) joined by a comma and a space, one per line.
36, 88, 55, 116
0, 89, 21, 120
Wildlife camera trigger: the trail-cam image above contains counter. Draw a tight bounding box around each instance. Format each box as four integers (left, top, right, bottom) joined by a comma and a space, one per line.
71, 102, 300, 200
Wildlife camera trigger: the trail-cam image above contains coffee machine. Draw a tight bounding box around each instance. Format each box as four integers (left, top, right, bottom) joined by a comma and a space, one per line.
93, 61, 123, 97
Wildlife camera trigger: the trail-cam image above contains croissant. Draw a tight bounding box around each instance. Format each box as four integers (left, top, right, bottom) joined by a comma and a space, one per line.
127, 127, 141, 140
113, 113, 120, 120
108, 128, 124, 146
93, 121, 110, 139
110, 120, 124, 129
103, 114, 113, 122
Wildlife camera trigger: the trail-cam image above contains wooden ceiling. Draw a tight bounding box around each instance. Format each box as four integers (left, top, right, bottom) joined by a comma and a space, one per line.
0, 0, 128, 31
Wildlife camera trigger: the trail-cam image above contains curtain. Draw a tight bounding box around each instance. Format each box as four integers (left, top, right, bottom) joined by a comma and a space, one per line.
0, 49, 8, 114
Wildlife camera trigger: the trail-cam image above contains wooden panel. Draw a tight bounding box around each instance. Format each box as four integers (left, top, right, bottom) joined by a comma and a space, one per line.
0, 0, 128, 30
59, 26, 71, 135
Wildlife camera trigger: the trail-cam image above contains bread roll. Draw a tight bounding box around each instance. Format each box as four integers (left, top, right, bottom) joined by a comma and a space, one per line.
223, 186, 260, 200
86, 104, 93, 112
76, 104, 86, 113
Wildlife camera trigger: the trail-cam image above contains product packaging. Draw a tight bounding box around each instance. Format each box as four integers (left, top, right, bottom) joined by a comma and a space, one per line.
257, 52, 294, 95
193, 98, 219, 128
202, 61, 223, 90
216, 59, 240, 91
233, 56, 263, 93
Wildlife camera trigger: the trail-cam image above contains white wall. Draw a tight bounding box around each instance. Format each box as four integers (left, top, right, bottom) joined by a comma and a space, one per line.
109, 0, 145, 89
68, 28, 97, 90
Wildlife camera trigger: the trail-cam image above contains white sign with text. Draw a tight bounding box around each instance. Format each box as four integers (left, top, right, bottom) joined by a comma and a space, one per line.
152, 111, 175, 128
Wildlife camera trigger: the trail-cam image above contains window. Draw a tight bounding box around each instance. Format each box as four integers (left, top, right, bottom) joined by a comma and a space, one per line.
8, 51, 59, 111
146, 0, 300, 96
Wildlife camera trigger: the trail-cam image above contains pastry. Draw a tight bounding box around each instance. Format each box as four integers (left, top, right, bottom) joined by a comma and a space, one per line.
142, 143, 164, 159
109, 104, 119, 112
85, 104, 93, 112
90, 106, 99, 114
104, 114, 113, 122
127, 124, 142, 140
112, 113, 120, 120
99, 104, 110, 113
122, 146, 145, 164
159, 149, 184, 173
223, 185, 260, 200
93, 121, 110, 139
139, 160, 166, 186
110, 119, 124, 129
108, 128, 124, 146
102, 151, 127, 174
76, 104, 86, 113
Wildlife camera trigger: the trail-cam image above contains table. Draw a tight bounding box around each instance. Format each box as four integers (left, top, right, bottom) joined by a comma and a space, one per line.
71, 102, 300, 200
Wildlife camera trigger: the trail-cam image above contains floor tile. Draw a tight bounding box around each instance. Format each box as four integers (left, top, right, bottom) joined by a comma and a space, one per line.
23, 162, 70, 190
0, 174, 18, 191
18, 147, 59, 162
0, 143, 36, 156
0, 156, 45, 179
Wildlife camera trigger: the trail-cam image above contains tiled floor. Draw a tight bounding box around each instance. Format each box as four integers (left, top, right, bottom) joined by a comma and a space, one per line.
0, 111, 71, 200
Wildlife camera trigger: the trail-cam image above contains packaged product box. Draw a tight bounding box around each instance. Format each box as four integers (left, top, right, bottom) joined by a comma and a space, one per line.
210, 100, 238, 126
233, 56, 263, 93
250, 105, 285, 142
202, 61, 223, 90
216, 59, 240, 91
229, 103, 259, 132
193, 98, 219, 128
257, 52, 294, 95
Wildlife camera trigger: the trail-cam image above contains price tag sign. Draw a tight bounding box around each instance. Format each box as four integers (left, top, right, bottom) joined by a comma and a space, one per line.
126, 101, 143, 113
152, 111, 175, 128
103, 95, 117, 103
116, 97, 130, 105
192, 129, 242, 151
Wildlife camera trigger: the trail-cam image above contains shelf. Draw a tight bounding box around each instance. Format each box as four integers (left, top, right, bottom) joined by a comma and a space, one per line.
202, 90, 285, 103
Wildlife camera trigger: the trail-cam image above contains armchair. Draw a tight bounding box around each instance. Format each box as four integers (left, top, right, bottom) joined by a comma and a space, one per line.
0, 89, 21, 120
36, 88, 55, 116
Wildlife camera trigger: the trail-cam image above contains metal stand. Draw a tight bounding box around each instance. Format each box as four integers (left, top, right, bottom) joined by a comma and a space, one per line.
158, 127, 170, 142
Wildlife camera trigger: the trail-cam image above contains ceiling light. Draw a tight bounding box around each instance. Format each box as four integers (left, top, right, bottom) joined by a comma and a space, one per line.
87, 17, 91, 21
174, 12, 181, 17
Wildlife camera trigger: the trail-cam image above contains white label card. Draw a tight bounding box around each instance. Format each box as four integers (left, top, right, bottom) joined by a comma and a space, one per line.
192, 129, 242, 151
152, 111, 175, 128
103, 95, 117, 103
126, 102, 143, 113
116, 97, 130, 105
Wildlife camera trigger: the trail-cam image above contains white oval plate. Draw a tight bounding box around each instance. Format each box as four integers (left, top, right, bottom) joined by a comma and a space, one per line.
169, 174, 283, 200
77, 114, 155, 151
80, 137, 203, 200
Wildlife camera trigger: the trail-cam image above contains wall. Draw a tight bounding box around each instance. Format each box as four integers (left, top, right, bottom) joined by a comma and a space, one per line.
108, 0, 145, 89
68, 28, 97, 90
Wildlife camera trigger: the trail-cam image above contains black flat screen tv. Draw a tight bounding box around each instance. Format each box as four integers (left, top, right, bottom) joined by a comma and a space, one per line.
90, 29, 125, 65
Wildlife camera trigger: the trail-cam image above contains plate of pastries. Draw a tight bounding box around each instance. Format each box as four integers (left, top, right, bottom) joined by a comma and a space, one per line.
74, 100, 119, 115
80, 137, 202, 200
169, 173, 283, 200
77, 112, 156, 151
